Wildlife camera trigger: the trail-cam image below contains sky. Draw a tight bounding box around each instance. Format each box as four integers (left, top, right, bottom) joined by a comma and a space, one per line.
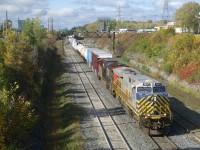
0, 0, 199, 29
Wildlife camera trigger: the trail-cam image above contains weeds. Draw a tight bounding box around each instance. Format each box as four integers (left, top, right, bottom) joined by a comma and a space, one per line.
44, 46, 85, 149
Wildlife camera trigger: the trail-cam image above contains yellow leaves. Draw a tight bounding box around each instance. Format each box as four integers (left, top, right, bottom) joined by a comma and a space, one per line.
0, 82, 37, 145
3, 30, 36, 76
193, 35, 200, 49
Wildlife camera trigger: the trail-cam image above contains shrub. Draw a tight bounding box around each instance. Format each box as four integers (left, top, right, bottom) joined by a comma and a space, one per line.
180, 62, 199, 82
163, 62, 173, 75
141, 65, 150, 73
190, 69, 200, 83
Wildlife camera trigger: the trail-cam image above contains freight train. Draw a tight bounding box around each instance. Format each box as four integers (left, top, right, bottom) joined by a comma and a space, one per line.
68, 36, 173, 135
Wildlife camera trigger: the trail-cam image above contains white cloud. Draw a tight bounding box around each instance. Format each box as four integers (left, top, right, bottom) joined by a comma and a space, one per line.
0, 0, 198, 29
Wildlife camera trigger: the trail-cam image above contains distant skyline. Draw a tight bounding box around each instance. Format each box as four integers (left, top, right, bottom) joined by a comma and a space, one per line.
0, 0, 199, 29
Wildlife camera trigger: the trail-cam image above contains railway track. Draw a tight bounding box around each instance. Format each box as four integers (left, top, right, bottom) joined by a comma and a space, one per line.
172, 109, 200, 143
150, 135, 179, 150
68, 45, 132, 150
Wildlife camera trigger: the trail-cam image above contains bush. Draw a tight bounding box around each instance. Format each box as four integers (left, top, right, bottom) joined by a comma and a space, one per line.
180, 62, 199, 82
141, 65, 150, 73
121, 55, 130, 63
163, 62, 173, 75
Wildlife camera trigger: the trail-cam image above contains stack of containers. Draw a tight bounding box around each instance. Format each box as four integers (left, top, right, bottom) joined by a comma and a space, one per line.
92, 50, 112, 76
99, 58, 117, 80
86, 48, 102, 68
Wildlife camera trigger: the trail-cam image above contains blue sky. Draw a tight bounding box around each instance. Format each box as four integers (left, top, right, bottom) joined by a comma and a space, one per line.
0, 0, 199, 29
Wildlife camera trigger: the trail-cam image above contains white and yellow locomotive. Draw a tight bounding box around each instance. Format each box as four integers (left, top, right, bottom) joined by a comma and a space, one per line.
112, 67, 173, 135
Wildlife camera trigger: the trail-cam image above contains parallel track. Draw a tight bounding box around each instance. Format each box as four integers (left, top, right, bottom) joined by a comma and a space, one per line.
150, 135, 179, 150
68, 45, 132, 150
172, 109, 200, 142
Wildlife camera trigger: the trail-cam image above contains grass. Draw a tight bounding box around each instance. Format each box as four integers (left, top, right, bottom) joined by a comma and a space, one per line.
44, 47, 85, 150
167, 81, 200, 110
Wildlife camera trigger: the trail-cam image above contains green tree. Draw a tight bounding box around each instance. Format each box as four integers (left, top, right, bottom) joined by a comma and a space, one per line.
175, 2, 200, 33
22, 18, 46, 47
85, 22, 100, 32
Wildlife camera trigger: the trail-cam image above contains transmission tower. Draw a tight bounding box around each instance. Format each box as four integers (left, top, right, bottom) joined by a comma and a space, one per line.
162, 0, 170, 21
48, 17, 53, 32
117, 5, 122, 21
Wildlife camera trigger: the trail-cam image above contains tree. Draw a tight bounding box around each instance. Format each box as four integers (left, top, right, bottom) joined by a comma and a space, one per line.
85, 22, 100, 32
175, 2, 200, 33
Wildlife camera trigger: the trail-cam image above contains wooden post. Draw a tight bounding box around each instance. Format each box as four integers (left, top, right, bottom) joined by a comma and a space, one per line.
113, 32, 115, 56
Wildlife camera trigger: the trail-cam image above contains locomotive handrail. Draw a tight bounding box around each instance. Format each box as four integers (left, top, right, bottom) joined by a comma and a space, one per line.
113, 82, 139, 116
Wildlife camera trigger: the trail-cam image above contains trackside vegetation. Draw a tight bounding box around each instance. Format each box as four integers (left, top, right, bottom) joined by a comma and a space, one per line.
116, 29, 200, 85
0, 18, 56, 149
44, 41, 85, 149
0, 19, 85, 149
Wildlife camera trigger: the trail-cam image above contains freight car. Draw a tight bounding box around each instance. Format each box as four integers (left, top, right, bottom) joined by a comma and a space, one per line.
68, 36, 173, 135
98, 60, 127, 90
98, 58, 117, 80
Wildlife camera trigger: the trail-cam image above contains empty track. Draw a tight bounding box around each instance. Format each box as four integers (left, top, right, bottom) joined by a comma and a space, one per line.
67, 44, 132, 150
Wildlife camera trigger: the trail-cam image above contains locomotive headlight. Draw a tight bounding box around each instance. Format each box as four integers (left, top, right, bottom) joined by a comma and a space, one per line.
154, 97, 157, 101
163, 113, 166, 116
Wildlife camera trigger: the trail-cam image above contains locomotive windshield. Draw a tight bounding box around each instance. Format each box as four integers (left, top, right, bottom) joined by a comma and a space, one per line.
153, 86, 166, 93
137, 87, 152, 93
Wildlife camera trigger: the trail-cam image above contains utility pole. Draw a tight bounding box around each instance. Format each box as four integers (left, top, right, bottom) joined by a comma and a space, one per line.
2, 19, 4, 34
48, 17, 49, 31
113, 32, 115, 56
6, 10, 8, 36
108, 31, 115, 56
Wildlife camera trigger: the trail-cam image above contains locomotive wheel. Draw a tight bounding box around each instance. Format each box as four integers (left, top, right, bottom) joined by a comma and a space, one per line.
117, 97, 123, 106
125, 105, 132, 117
